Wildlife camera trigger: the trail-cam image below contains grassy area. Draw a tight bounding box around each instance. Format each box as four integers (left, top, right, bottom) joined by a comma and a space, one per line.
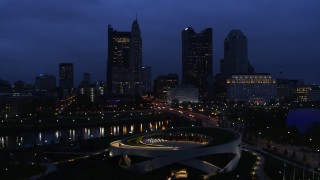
263, 152, 320, 180
0, 164, 47, 179
126, 135, 145, 146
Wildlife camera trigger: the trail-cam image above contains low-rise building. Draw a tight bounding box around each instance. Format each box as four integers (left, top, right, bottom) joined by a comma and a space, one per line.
295, 85, 320, 102
167, 84, 199, 104
154, 74, 179, 102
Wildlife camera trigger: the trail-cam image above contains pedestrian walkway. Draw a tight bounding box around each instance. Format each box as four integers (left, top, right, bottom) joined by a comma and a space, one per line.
243, 147, 271, 180
26, 162, 57, 180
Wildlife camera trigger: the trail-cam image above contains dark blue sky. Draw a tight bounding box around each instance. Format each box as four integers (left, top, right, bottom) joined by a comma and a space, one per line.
1, 0, 320, 85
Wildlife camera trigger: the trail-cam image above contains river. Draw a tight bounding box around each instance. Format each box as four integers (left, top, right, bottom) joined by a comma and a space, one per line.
0, 119, 173, 150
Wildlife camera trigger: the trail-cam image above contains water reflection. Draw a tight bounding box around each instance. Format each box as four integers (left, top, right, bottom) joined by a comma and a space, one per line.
130, 124, 134, 133
123, 126, 127, 135
100, 127, 105, 137
39, 132, 42, 142
0, 120, 170, 149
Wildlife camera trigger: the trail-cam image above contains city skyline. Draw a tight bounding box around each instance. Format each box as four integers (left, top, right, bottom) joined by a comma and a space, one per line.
1, 0, 320, 84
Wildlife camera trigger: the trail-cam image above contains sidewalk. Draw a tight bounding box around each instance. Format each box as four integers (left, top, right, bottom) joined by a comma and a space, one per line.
243, 147, 271, 180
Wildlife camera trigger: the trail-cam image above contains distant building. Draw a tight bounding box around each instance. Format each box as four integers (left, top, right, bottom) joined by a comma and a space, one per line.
220, 30, 251, 76
277, 79, 303, 100
12, 81, 35, 97
308, 87, 320, 102
35, 74, 56, 90
0, 79, 11, 94
96, 81, 105, 96
59, 63, 74, 89
182, 27, 212, 101
141, 66, 152, 94
79, 84, 96, 102
226, 74, 277, 104
212, 74, 227, 100
79, 81, 105, 102
13, 81, 25, 91
107, 25, 130, 94
295, 85, 320, 102
167, 84, 199, 104
154, 74, 179, 102
0, 97, 18, 119
82, 73, 91, 86
107, 19, 143, 96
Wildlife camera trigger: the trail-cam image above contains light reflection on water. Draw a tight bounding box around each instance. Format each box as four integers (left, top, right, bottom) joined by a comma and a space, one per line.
123, 126, 127, 135
0, 120, 169, 149
130, 125, 134, 133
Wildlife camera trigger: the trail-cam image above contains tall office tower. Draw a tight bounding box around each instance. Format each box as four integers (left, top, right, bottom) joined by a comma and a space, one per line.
141, 66, 152, 94
35, 74, 56, 90
107, 25, 131, 94
130, 19, 143, 96
59, 63, 74, 89
220, 29, 249, 76
182, 27, 212, 101
107, 20, 144, 96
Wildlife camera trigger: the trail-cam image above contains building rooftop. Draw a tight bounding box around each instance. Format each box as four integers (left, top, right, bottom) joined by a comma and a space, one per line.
226, 29, 247, 40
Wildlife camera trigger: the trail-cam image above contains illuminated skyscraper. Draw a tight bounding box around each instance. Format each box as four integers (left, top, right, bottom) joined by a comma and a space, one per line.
220, 29, 249, 76
182, 27, 212, 100
107, 25, 131, 94
107, 19, 143, 96
59, 63, 73, 89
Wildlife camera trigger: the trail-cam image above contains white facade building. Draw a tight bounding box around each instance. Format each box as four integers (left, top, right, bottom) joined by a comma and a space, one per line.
226, 74, 277, 104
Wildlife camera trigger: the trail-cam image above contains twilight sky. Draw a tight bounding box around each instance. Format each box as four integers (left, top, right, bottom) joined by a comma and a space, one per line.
1, 0, 320, 85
